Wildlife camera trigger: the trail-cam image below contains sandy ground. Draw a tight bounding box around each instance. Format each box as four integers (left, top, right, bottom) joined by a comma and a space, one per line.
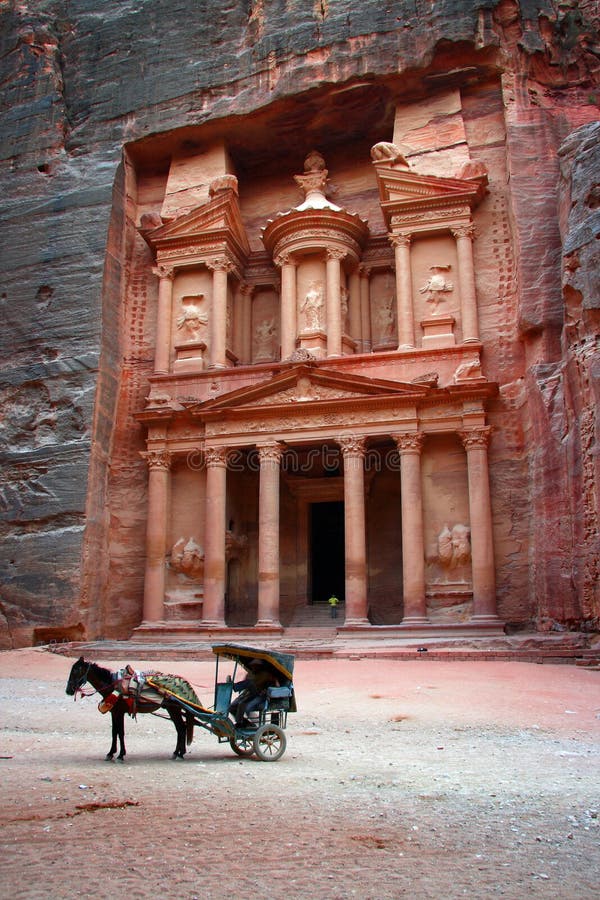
0, 648, 599, 900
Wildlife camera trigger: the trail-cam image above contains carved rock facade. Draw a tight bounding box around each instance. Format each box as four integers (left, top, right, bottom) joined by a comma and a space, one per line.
0, 1, 598, 645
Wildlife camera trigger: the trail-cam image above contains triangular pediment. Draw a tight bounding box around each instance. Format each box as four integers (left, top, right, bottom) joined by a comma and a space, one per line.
186, 364, 429, 417
141, 188, 250, 258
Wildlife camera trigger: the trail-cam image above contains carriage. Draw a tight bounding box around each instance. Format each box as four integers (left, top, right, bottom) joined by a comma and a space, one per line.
66, 643, 296, 762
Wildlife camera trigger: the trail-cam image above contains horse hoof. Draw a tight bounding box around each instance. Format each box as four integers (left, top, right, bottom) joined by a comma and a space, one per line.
105, 754, 114, 762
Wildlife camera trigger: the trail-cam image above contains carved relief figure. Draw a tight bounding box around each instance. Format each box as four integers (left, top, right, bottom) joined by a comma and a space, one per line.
340, 285, 350, 333
177, 295, 208, 341
419, 265, 453, 313
170, 537, 204, 581
437, 524, 471, 575
301, 281, 324, 331
375, 295, 395, 341
254, 318, 276, 359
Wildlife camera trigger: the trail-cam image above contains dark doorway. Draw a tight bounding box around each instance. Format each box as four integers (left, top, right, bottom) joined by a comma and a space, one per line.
310, 501, 345, 604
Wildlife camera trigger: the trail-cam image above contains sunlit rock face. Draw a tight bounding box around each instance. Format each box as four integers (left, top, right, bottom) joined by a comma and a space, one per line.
0, 1, 598, 647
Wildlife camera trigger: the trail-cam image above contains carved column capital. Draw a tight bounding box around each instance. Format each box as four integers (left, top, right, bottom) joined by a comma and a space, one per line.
459, 427, 491, 451
152, 265, 174, 281
204, 445, 229, 467
338, 435, 367, 459
358, 264, 371, 278
274, 251, 296, 268
388, 232, 412, 248
258, 442, 284, 465
206, 257, 235, 273
142, 449, 172, 470
326, 248, 346, 262
451, 224, 476, 242
392, 432, 425, 454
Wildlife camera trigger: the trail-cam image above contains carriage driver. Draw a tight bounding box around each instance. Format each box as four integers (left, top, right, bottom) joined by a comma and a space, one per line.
229, 659, 278, 726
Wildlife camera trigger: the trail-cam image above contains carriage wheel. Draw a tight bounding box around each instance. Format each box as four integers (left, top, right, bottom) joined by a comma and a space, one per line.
229, 733, 255, 758
253, 724, 286, 762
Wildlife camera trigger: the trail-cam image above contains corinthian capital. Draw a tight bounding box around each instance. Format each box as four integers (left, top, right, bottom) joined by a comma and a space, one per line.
452, 224, 475, 242
258, 442, 284, 465
152, 265, 174, 281
388, 232, 412, 249
459, 427, 491, 451
206, 257, 234, 273
326, 248, 346, 262
142, 449, 172, 470
338, 435, 366, 458
392, 432, 424, 453
204, 445, 229, 467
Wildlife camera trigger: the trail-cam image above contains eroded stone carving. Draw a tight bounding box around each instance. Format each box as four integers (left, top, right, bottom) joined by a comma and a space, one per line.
370, 142, 410, 168
437, 524, 471, 572
170, 537, 204, 581
176, 295, 208, 341
453, 359, 483, 382
419, 265, 454, 312
300, 281, 324, 331
254, 318, 276, 360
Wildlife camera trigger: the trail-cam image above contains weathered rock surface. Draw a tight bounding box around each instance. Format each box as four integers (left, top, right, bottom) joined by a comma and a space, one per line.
0, 1, 598, 645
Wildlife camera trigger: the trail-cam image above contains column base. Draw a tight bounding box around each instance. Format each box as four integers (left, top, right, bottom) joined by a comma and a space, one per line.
254, 619, 283, 631
200, 618, 226, 628
398, 343, 416, 351
339, 617, 370, 628
469, 613, 503, 625
399, 615, 431, 626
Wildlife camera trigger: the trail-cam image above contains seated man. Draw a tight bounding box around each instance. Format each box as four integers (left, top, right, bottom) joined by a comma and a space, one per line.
229, 659, 278, 726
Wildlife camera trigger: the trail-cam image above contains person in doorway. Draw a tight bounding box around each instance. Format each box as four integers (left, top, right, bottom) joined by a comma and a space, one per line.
328, 593, 339, 619
229, 659, 277, 727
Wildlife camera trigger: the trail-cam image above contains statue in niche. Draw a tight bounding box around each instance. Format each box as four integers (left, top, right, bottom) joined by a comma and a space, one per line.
301, 281, 324, 331
375, 296, 395, 341
419, 265, 453, 313
437, 524, 471, 576
170, 537, 204, 581
340, 286, 350, 333
255, 318, 276, 359
177, 295, 208, 341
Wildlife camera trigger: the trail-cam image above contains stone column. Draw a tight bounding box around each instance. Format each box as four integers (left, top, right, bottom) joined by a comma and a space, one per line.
339, 436, 369, 625
460, 427, 499, 621
393, 433, 429, 624
240, 283, 253, 364
452, 225, 479, 343
207, 258, 233, 368
202, 446, 228, 627
257, 443, 283, 627
389, 233, 415, 350
232, 282, 245, 363
348, 268, 361, 347
326, 249, 345, 357
142, 449, 171, 622
276, 252, 298, 360
359, 265, 372, 353
152, 265, 174, 374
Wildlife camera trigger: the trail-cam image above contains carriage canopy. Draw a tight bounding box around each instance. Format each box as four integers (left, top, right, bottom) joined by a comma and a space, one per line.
212, 644, 295, 683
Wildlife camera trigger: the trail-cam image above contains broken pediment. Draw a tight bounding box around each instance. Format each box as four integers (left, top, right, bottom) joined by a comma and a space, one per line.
140, 176, 250, 266
184, 364, 430, 417
372, 156, 487, 231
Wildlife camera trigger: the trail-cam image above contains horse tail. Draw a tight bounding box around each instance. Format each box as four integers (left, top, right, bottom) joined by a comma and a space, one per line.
186, 711, 194, 746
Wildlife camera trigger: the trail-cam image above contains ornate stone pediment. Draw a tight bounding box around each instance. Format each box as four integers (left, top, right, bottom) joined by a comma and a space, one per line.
372, 157, 487, 231
185, 364, 429, 416
140, 181, 250, 266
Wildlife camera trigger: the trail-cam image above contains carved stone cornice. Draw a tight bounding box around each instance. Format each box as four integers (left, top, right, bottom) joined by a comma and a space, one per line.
459, 427, 491, 451
392, 432, 424, 453
142, 449, 172, 470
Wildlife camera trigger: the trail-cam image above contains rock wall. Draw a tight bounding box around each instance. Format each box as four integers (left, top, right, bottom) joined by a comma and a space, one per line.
0, 0, 598, 646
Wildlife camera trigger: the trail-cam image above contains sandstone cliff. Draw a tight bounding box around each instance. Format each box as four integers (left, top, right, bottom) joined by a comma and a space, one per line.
0, 0, 598, 646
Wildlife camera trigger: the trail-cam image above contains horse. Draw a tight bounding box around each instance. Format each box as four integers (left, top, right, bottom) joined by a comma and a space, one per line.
66, 657, 195, 761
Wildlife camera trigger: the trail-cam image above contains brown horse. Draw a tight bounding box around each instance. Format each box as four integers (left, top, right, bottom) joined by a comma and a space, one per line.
66, 657, 195, 760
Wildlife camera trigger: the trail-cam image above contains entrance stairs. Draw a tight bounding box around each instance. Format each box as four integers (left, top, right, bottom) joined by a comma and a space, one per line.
287, 602, 343, 634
